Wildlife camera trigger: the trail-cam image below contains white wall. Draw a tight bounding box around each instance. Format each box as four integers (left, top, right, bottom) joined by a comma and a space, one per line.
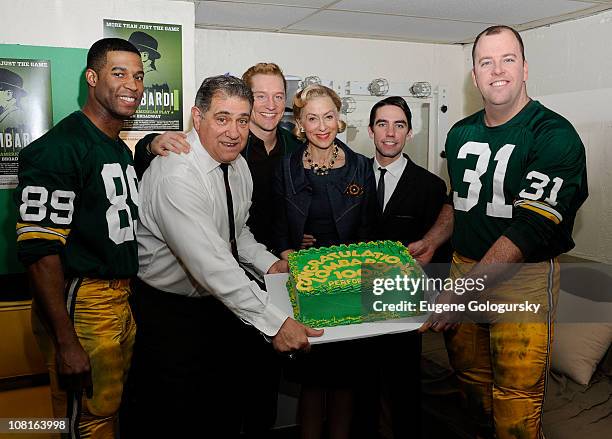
195, 29, 465, 173
0, 0, 196, 134
462, 11, 612, 262
7, 0, 605, 260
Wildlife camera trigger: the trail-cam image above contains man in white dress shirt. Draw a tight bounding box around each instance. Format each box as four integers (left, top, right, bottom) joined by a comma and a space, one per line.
129, 75, 322, 436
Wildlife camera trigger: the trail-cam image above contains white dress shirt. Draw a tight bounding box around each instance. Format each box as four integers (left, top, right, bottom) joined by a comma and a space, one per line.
374, 155, 407, 210
137, 129, 289, 336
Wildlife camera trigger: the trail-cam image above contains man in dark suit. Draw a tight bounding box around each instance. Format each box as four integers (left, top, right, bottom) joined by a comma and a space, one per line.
370, 96, 450, 260
367, 96, 451, 438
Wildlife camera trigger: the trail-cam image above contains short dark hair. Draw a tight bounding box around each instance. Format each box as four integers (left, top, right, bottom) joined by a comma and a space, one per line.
194, 75, 254, 115
87, 38, 141, 73
472, 25, 525, 66
368, 96, 412, 130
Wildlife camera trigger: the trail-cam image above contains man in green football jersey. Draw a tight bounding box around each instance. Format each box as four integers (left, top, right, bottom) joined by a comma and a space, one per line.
410, 25, 588, 438
14, 38, 144, 437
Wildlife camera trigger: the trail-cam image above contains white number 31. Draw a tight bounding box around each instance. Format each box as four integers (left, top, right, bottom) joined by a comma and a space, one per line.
453, 142, 563, 218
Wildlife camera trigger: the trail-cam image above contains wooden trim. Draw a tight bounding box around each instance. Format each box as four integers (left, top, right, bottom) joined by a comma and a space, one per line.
0, 373, 50, 392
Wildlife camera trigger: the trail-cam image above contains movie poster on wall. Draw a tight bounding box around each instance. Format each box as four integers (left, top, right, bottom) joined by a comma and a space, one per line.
0, 58, 52, 189
104, 19, 183, 132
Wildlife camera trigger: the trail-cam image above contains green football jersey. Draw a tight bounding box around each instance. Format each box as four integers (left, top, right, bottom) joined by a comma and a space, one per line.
15, 111, 139, 278
446, 100, 588, 262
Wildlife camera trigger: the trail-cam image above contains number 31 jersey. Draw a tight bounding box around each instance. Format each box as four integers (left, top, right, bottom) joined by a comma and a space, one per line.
446, 100, 588, 262
15, 111, 139, 279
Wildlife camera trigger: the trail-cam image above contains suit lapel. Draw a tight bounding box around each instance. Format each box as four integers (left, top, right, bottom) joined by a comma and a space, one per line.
383, 155, 417, 216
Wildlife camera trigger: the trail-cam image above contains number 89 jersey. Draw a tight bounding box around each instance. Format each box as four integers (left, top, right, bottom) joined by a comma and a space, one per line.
15, 111, 139, 278
446, 100, 588, 262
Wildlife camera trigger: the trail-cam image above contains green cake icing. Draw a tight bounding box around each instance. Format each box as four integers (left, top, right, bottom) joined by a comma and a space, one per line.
287, 240, 424, 328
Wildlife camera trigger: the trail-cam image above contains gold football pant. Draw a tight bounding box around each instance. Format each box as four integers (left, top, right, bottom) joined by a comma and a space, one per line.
444, 253, 559, 439
32, 278, 135, 439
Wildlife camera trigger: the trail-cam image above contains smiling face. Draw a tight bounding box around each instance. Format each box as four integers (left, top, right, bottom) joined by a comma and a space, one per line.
249, 73, 285, 135
88, 50, 144, 120
369, 105, 411, 165
192, 93, 251, 164
298, 96, 339, 151
472, 29, 529, 119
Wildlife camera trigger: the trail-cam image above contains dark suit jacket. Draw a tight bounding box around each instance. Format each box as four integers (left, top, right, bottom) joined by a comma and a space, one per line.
373, 154, 452, 265
273, 140, 377, 253
241, 128, 303, 250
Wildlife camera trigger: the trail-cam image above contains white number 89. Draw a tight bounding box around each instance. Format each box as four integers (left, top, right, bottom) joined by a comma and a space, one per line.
19, 164, 138, 245
20, 186, 75, 224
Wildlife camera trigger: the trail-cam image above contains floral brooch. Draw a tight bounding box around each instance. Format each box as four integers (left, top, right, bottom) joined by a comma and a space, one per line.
345, 183, 364, 197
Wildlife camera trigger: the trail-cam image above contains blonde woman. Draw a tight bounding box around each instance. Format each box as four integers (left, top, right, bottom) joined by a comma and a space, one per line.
273, 85, 376, 439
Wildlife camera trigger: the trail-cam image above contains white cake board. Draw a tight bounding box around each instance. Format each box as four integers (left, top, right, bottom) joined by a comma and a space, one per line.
265, 273, 432, 345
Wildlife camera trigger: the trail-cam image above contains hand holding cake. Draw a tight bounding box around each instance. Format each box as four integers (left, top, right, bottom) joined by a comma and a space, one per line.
418, 291, 461, 333
267, 259, 289, 274
272, 317, 324, 353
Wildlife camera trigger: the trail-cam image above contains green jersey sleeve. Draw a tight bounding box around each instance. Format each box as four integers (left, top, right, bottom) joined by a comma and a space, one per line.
504, 117, 588, 258
15, 131, 83, 266
15, 112, 139, 278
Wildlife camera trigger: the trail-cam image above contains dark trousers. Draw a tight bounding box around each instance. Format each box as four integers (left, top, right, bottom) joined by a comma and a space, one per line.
355, 331, 422, 439
123, 278, 279, 438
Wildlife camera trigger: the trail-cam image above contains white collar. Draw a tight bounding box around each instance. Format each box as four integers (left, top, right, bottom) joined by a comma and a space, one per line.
374, 154, 407, 178
188, 128, 236, 174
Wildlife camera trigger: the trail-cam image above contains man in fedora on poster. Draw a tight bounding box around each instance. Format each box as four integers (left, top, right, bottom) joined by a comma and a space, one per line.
128, 31, 164, 88
0, 67, 27, 131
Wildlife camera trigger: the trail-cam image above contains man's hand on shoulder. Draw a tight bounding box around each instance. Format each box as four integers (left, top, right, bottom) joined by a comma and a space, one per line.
272, 317, 323, 353
267, 259, 288, 274
150, 132, 191, 156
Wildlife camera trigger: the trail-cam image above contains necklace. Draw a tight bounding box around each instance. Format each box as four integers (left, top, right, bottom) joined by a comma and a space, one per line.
304, 144, 339, 176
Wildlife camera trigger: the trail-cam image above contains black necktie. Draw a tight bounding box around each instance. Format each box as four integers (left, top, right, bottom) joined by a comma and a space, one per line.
377, 167, 387, 212
220, 163, 239, 261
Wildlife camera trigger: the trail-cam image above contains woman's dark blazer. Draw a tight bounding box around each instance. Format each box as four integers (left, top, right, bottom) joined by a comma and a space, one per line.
272, 140, 377, 254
